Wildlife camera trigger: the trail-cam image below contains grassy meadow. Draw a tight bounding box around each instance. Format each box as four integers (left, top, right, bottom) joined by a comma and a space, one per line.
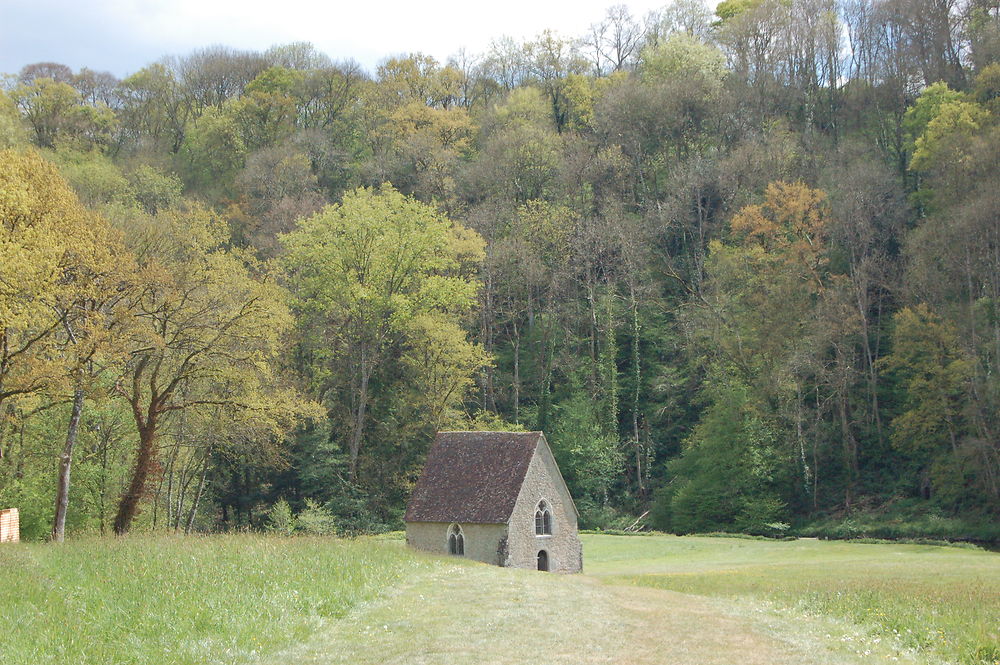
1, 532, 997, 664
586, 534, 1000, 665
0, 534, 428, 664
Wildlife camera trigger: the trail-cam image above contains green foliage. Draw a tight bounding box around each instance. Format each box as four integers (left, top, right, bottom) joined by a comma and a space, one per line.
11, 77, 115, 149
3, 15, 997, 541
281, 184, 486, 510
882, 305, 973, 461
662, 376, 788, 535
0, 90, 28, 148
902, 82, 965, 150
294, 498, 338, 535
548, 389, 623, 518
126, 164, 183, 214
910, 100, 991, 172
799, 499, 1000, 544
177, 108, 246, 197
461, 410, 527, 432
715, 0, 760, 21
639, 33, 726, 92
51, 147, 133, 208
265, 498, 296, 534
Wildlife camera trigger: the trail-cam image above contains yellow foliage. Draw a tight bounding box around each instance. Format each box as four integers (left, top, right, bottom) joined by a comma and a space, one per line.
0, 149, 131, 400
729, 181, 830, 283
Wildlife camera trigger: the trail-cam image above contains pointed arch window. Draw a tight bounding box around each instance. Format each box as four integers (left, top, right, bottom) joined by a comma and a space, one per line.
448, 523, 465, 555
535, 500, 552, 535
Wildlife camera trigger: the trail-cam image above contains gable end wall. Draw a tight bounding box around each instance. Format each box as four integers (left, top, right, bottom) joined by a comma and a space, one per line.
506, 444, 582, 572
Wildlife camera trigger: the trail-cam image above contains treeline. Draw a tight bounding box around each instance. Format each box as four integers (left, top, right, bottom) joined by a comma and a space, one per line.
1, 0, 998, 540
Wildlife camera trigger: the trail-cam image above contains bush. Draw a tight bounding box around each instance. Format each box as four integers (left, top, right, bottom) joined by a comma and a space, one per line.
575, 499, 637, 531
265, 498, 295, 535
797, 500, 1000, 545
295, 499, 338, 535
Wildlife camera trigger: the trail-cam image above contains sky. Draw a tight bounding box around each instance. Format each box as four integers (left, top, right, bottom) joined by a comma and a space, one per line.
0, 0, 678, 78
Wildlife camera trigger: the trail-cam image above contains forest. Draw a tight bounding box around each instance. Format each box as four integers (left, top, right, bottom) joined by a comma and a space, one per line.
1, 0, 998, 542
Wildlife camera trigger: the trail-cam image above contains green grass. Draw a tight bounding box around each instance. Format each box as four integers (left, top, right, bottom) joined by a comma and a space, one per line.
0, 534, 428, 665
3, 532, 998, 665
584, 533, 1000, 665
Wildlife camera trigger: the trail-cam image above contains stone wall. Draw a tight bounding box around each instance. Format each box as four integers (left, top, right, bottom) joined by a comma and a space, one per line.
0, 508, 19, 543
507, 443, 583, 573
405, 521, 508, 566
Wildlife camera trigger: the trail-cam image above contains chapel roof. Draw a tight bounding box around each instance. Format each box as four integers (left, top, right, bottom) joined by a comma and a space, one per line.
404, 431, 542, 524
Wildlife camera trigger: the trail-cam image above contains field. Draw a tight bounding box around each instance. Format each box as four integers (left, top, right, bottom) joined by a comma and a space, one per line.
1, 533, 997, 665
586, 535, 1000, 665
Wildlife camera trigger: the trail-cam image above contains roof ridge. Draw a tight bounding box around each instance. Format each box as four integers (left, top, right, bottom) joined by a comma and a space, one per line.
436, 430, 541, 434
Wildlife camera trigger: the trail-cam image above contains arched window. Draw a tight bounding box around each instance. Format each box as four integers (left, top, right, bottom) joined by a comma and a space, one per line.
534, 500, 552, 535
448, 523, 465, 556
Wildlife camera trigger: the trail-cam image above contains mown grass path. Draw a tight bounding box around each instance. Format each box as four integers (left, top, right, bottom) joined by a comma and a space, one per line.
3, 533, 995, 664
267, 544, 930, 665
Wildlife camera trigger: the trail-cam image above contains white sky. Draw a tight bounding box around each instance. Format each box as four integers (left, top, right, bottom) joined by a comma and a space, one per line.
0, 0, 686, 78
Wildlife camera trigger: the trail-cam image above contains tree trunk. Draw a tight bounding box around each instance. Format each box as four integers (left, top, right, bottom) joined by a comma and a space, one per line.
512, 321, 521, 424
114, 423, 157, 535
185, 449, 211, 535
630, 284, 644, 498
348, 346, 374, 481
51, 386, 85, 542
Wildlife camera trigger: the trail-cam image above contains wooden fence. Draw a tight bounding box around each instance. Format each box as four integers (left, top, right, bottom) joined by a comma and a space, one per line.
0, 508, 19, 543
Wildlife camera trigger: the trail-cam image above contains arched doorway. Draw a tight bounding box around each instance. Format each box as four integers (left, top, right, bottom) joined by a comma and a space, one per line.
537, 549, 549, 571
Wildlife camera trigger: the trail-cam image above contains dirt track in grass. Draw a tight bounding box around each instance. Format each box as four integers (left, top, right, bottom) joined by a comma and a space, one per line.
266, 557, 926, 665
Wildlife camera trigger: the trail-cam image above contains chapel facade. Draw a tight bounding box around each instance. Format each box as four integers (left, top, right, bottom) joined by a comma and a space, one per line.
404, 431, 582, 573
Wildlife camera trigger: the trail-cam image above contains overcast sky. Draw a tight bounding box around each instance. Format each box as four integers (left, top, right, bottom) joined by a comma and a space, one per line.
0, 0, 682, 78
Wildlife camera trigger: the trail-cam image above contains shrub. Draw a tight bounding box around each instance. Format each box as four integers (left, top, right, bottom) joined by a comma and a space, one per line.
295, 499, 338, 535
265, 498, 295, 535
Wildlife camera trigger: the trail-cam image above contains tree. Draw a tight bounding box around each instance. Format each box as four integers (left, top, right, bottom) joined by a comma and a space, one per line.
117, 63, 189, 153
281, 185, 486, 481
584, 5, 644, 75
12, 78, 116, 149
523, 31, 589, 132
0, 149, 134, 540
646, 0, 715, 43
0, 91, 28, 149
910, 99, 990, 172
660, 374, 787, 534
0, 150, 99, 413
110, 202, 307, 534
49, 226, 134, 542
881, 305, 974, 499
177, 107, 246, 197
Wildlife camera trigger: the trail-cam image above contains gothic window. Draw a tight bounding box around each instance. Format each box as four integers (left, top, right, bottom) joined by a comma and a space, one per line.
534, 500, 552, 535
448, 523, 465, 555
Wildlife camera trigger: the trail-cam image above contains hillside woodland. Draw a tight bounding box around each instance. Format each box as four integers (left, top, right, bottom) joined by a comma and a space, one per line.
1, 0, 998, 540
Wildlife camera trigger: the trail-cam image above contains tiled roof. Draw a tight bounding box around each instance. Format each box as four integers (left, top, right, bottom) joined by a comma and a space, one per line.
404, 431, 541, 524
